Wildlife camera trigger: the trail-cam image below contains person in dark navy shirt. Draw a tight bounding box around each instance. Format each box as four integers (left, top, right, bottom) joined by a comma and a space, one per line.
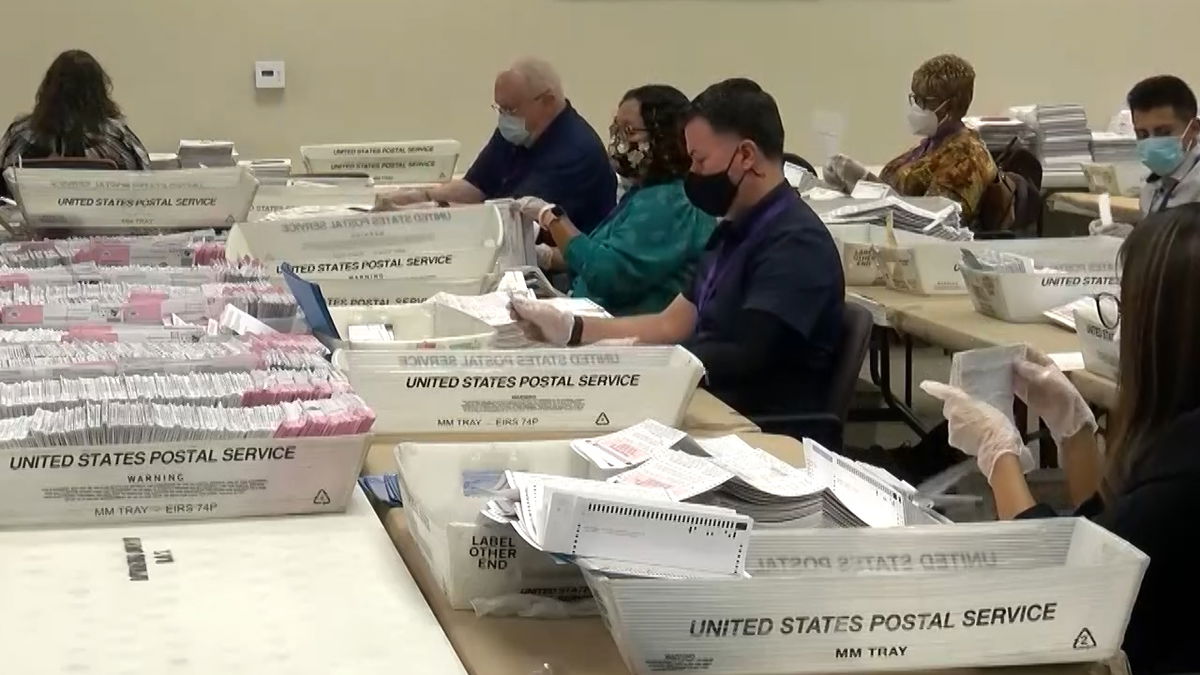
376, 57, 615, 233
511, 78, 845, 417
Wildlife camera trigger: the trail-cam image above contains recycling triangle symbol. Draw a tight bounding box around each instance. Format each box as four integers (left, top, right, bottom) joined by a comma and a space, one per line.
1073, 627, 1097, 650
594, 412, 611, 426
313, 489, 331, 505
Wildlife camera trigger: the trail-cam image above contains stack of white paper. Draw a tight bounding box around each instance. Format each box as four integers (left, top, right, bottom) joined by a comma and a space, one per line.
1044, 297, 1095, 331
965, 116, 1038, 154
239, 158, 292, 178
1011, 104, 1093, 170
821, 195, 972, 241
484, 470, 752, 577
570, 419, 688, 469
426, 289, 534, 348
178, 140, 238, 168
1090, 131, 1138, 164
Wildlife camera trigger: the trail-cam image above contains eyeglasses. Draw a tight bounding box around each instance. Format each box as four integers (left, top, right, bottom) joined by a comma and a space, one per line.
492, 90, 552, 116
907, 93, 940, 109
1094, 292, 1121, 330
609, 122, 648, 138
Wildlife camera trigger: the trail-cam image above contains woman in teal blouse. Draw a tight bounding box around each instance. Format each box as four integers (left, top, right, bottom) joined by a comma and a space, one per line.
520, 85, 715, 316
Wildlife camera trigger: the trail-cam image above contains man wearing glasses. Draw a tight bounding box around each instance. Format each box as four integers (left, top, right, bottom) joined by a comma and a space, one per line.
377, 57, 615, 233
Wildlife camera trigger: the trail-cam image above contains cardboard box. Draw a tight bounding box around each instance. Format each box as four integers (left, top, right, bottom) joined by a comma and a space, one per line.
335, 346, 704, 436
586, 518, 1145, 674
321, 303, 496, 351
5, 166, 257, 231
0, 489, 467, 674
1074, 305, 1119, 381
961, 237, 1122, 322
301, 140, 461, 184
0, 434, 370, 526
395, 439, 598, 609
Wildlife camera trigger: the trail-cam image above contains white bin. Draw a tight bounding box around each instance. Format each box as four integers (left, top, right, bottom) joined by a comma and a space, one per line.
334, 346, 704, 437
961, 237, 1123, 322
319, 276, 492, 308
395, 440, 596, 609
1074, 304, 1120, 381
586, 518, 1146, 675
825, 225, 944, 287
320, 303, 496, 351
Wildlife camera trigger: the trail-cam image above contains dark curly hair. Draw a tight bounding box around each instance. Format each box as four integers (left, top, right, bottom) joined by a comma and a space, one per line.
620, 84, 691, 185
29, 50, 122, 154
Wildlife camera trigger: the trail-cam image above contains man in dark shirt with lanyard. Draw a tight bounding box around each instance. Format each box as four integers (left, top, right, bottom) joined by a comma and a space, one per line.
513, 78, 844, 419
376, 57, 615, 233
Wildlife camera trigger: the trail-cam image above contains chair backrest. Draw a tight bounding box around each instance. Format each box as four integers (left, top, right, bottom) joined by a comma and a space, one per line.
18, 157, 120, 171
781, 152, 817, 176
827, 303, 874, 422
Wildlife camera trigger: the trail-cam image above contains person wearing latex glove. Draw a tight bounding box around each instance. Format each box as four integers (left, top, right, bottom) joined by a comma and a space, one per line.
919, 381, 1035, 491
1087, 219, 1134, 238
822, 153, 875, 194
510, 295, 575, 346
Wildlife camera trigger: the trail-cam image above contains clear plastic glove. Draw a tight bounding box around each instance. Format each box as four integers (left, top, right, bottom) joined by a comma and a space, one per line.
1013, 348, 1097, 444
823, 153, 870, 194
921, 381, 1035, 483
510, 296, 574, 346
1088, 218, 1133, 238
516, 196, 551, 223
373, 189, 425, 212
534, 243, 556, 270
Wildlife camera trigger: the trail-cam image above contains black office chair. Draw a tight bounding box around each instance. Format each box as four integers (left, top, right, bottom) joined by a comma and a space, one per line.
749, 303, 874, 451
781, 152, 817, 176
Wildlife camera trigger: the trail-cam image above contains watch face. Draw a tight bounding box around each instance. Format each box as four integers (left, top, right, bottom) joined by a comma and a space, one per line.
550, 206, 565, 218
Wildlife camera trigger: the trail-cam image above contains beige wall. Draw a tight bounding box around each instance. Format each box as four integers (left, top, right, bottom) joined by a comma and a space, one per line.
3, 0, 1197, 170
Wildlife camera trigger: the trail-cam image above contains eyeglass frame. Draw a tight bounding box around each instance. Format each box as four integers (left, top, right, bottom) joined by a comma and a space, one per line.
609, 122, 648, 139
1094, 292, 1121, 330
491, 89, 552, 116
907, 92, 943, 110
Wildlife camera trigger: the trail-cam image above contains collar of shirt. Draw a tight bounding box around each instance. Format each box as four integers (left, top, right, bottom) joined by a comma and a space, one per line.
705, 180, 796, 251
521, 100, 577, 156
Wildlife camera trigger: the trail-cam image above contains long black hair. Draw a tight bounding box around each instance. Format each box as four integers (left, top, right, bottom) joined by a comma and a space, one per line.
29, 50, 122, 152
621, 84, 690, 185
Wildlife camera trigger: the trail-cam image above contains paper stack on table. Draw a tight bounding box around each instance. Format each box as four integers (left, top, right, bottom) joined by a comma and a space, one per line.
1011, 104, 1093, 170
239, 158, 292, 178
965, 116, 1038, 154
1090, 131, 1138, 164
820, 195, 972, 241
427, 289, 534, 349
483, 470, 752, 577
177, 140, 238, 168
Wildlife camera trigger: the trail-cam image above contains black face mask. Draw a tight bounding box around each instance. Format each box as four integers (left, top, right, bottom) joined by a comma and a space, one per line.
684, 151, 746, 217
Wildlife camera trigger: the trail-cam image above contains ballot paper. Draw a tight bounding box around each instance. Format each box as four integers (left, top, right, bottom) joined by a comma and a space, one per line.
486, 470, 751, 576
571, 419, 689, 469
821, 195, 972, 241
960, 248, 1037, 273
427, 290, 533, 349
608, 450, 734, 500
949, 344, 1027, 422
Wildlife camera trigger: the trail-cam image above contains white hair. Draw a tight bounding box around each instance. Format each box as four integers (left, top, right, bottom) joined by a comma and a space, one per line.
509, 57, 564, 101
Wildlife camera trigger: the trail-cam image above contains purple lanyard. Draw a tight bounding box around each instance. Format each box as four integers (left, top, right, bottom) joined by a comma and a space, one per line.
695, 195, 793, 316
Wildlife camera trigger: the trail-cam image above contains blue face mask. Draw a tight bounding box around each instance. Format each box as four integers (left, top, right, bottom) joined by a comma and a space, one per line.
1138, 136, 1186, 176
498, 113, 530, 146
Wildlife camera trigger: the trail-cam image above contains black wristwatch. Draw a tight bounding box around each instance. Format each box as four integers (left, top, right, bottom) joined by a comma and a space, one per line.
567, 315, 584, 346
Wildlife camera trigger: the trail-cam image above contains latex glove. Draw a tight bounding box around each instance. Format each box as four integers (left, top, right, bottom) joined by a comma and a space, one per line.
516, 196, 551, 223
1088, 219, 1133, 238
823, 153, 870, 193
1013, 348, 1097, 445
921, 381, 1035, 483
510, 296, 574, 346
535, 243, 556, 270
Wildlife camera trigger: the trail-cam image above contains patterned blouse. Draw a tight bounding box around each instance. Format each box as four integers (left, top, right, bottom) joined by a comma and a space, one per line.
880, 125, 997, 225
565, 179, 715, 316
0, 115, 151, 177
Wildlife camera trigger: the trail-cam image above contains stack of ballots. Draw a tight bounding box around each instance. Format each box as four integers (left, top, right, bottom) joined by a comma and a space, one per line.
819, 195, 972, 241
1011, 104, 1093, 170
1091, 131, 1138, 164
178, 140, 238, 168
964, 116, 1038, 154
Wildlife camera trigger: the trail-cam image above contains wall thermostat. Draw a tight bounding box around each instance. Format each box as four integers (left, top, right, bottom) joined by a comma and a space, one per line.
255, 61, 285, 89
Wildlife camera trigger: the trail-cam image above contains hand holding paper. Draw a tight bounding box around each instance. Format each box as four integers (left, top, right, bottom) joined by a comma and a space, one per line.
920, 381, 1034, 483
509, 297, 574, 346
1013, 348, 1097, 444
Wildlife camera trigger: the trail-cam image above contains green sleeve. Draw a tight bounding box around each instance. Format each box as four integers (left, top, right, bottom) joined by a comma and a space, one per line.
564, 184, 713, 308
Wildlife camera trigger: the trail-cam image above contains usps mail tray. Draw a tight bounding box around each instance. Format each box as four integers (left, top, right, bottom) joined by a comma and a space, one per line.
1074, 304, 1119, 381
585, 518, 1146, 674
0, 434, 370, 526
320, 303, 496, 352
961, 236, 1123, 322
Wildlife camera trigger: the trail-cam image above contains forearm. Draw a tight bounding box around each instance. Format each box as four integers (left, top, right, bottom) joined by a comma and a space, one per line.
989, 454, 1038, 520
428, 179, 485, 204
579, 296, 695, 345
1060, 429, 1103, 508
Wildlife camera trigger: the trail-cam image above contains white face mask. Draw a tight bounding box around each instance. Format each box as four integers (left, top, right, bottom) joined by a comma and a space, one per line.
906, 101, 940, 137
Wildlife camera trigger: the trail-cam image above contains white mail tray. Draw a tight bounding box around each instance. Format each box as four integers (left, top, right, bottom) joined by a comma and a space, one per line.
334, 346, 704, 437
824, 224, 945, 287
585, 518, 1146, 674
1074, 304, 1119, 381
320, 302, 496, 351
395, 439, 599, 609
961, 236, 1123, 322
0, 434, 370, 526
